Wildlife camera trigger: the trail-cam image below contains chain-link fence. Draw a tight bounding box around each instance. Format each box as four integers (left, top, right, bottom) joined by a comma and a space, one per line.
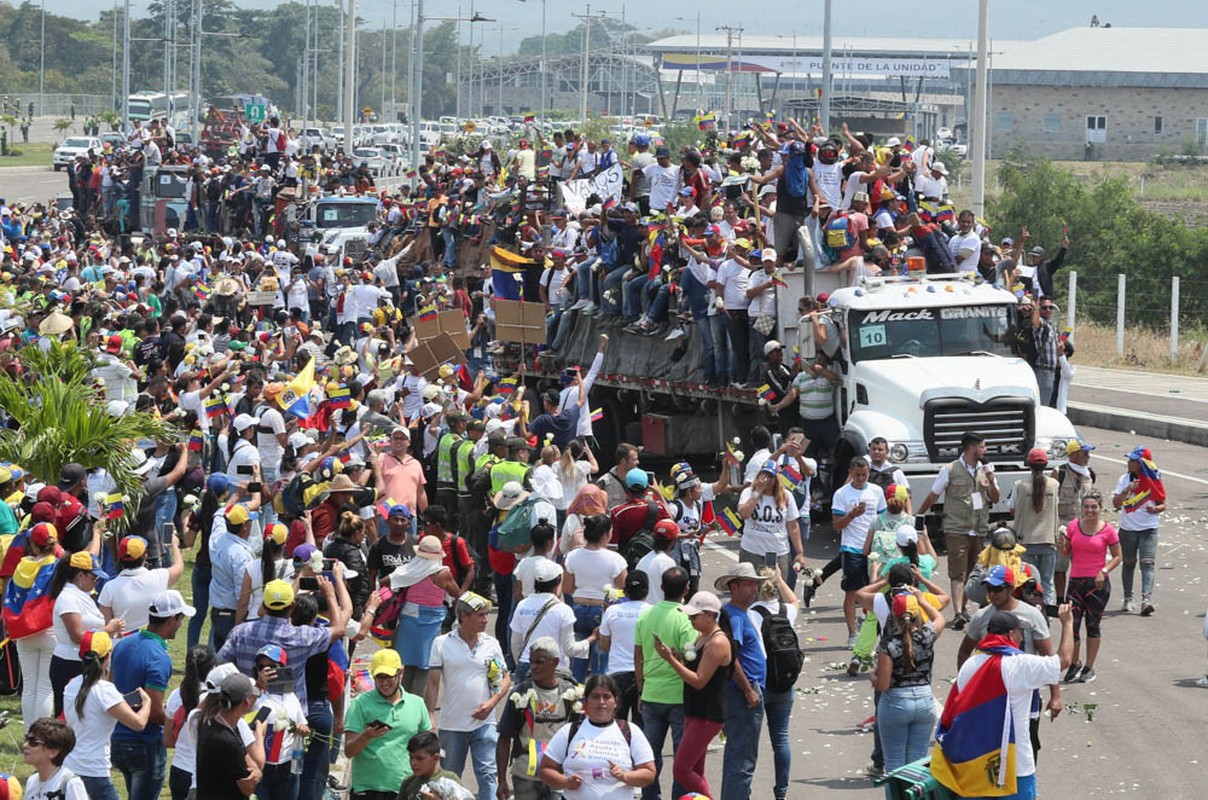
0, 94, 113, 119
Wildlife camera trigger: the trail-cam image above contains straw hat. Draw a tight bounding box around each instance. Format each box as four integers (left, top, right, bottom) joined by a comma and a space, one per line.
38, 311, 74, 336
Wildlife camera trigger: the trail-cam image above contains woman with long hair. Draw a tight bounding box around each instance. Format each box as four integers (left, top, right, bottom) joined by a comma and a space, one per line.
4, 522, 63, 730
184, 472, 232, 648
50, 550, 125, 717
652, 591, 732, 799
324, 511, 371, 618
563, 515, 628, 682
62, 631, 152, 800
164, 645, 219, 800
556, 440, 598, 519
872, 587, 947, 789
236, 523, 295, 623
1012, 448, 1061, 611
667, 462, 730, 597
1059, 492, 1122, 684
561, 484, 608, 557
737, 461, 805, 575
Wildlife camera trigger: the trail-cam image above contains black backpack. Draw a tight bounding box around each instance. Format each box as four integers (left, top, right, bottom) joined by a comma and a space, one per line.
619, 501, 658, 571
753, 600, 805, 692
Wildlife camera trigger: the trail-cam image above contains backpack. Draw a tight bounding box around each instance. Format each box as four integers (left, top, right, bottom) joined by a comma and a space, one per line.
368, 584, 410, 644
917, 224, 957, 274
276, 470, 330, 517
495, 495, 542, 552
567, 717, 632, 750
619, 501, 658, 571
752, 600, 805, 692
823, 212, 855, 261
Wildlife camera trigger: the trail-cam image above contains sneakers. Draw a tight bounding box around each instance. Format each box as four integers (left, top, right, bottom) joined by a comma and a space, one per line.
1140, 597, 1155, 617
865, 760, 884, 779
846, 656, 863, 676
950, 612, 969, 631
569, 298, 590, 311
664, 326, 686, 342
847, 632, 859, 649
1062, 662, 1083, 684
1195, 676, 1208, 688
1079, 666, 1097, 683
1121, 598, 1134, 613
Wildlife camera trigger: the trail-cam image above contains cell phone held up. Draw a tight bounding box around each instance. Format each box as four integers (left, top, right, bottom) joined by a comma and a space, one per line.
122, 689, 143, 710
299, 576, 320, 591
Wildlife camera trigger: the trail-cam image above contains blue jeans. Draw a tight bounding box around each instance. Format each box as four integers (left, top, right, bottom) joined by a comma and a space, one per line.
1034, 366, 1056, 407
210, 608, 237, 653
1118, 527, 1158, 600
764, 687, 794, 800
623, 274, 649, 319
111, 737, 167, 800
81, 775, 121, 800
640, 700, 685, 800
571, 603, 606, 682
441, 228, 457, 268
877, 685, 936, 787
152, 489, 178, 568
574, 256, 598, 301
600, 265, 629, 315
188, 561, 212, 648
1021, 544, 1057, 606
708, 315, 731, 381
257, 761, 299, 800
647, 280, 669, 323
300, 698, 333, 800
441, 723, 499, 800
546, 305, 565, 347
494, 573, 515, 665
720, 682, 764, 800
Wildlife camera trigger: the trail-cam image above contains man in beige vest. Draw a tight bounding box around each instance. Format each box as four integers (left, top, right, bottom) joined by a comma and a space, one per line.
1052, 438, 1096, 603
916, 432, 1000, 628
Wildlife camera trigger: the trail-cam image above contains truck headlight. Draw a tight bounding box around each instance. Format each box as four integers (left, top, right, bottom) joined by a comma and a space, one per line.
1048, 439, 1068, 460
889, 443, 909, 464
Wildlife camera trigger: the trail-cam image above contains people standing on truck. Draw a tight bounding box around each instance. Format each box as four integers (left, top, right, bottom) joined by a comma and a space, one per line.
916, 432, 1002, 629
1112, 446, 1166, 617
1052, 438, 1096, 602
1030, 297, 1060, 408
760, 340, 798, 436
1009, 448, 1061, 611
772, 352, 840, 462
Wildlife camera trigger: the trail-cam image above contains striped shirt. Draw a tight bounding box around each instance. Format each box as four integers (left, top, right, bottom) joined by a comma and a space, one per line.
792, 372, 836, 420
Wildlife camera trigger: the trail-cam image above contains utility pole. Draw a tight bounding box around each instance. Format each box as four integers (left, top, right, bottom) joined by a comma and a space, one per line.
410, 0, 424, 178
391, 0, 397, 122
971, 0, 990, 216
571, 4, 605, 121
122, 0, 131, 128
820, 0, 832, 133
302, 0, 311, 126
189, 0, 200, 144
336, 0, 344, 128
715, 24, 742, 123
344, 0, 356, 140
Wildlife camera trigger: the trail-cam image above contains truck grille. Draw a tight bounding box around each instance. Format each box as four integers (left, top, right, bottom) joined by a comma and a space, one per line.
344, 238, 368, 262
923, 399, 1034, 464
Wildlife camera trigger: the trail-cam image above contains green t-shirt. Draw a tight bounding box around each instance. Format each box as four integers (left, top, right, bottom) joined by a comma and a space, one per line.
634, 600, 695, 704
0, 502, 18, 536
345, 689, 432, 792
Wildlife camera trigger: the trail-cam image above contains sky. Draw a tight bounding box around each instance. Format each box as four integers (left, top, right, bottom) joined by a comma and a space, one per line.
42, 0, 1208, 56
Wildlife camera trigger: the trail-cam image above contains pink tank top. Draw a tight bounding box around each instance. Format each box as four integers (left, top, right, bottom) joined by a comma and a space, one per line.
407, 574, 447, 607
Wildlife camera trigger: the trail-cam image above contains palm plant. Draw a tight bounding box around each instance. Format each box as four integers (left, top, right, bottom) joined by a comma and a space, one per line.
99, 110, 121, 132
52, 118, 74, 139
0, 342, 170, 528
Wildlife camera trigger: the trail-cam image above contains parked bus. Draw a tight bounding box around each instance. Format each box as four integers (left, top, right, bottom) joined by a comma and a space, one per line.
127, 91, 189, 123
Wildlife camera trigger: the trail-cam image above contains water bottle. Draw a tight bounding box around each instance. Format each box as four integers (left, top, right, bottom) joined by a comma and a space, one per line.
291, 741, 305, 776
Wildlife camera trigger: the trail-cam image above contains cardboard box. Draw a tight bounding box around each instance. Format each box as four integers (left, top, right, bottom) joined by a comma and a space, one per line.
414, 309, 470, 350
494, 299, 546, 345
406, 333, 466, 379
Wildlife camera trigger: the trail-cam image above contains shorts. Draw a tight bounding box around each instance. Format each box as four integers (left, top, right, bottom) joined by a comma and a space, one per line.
840, 551, 869, 592
945, 533, 981, 583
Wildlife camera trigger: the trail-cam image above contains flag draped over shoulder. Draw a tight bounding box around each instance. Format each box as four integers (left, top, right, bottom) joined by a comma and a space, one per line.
930, 640, 1022, 797
490, 246, 530, 301
1123, 448, 1165, 511
277, 357, 317, 419
2, 555, 57, 639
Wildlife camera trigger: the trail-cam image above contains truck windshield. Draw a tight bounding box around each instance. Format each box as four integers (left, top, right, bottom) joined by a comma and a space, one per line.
847, 305, 1016, 362
315, 203, 378, 229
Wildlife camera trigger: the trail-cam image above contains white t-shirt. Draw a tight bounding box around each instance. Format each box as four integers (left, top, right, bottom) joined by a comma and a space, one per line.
53, 583, 106, 661
515, 553, 560, 598
955, 651, 1061, 780
564, 548, 627, 601
62, 675, 125, 777
669, 484, 716, 537
737, 487, 800, 557
166, 689, 197, 775
1114, 473, 1163, 531
635, 551, 677, 604
831, 482, 887, 551
253, 691, 308, 764
541, 267, 572, 307
255, 405, 288, 475
599, 600, 649, 674
744, 448, 773, 484
226, 438, 262, 487
511, 593, 577, 666
22, 767, 88, 800
544, 719, 656, 800
429, 631, 507, 731
948, 231, 982, 273
97, 566, 172, 632
714, 258, 751, 310
179, 389, 209, 434
643, 163, 680, 212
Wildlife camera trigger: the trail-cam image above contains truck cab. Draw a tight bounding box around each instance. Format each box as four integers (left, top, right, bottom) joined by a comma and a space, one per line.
812, 273, 1077, 514
301, 196, 381, 264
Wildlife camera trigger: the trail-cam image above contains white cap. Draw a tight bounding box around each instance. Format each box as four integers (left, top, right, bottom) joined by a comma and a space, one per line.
149, 589, 197, 618
886, 137, 902, 147
232, 413, 258, 432
763, 340, 783, 355
761, 249, 777, 262
895, 527, 919, 548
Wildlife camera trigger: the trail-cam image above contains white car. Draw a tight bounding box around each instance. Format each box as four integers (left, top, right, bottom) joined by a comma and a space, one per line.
378, 143, 406, 170
53, 136, 102, 171
936, 126, 953, 141
353, 147, 389, 175
299, 127, 336, 154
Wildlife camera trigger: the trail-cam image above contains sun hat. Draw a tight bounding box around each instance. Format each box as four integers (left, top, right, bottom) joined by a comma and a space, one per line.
679, 590, 722, 616
713, 562, 773, 592
416, 535, 445, 560
493, 481, 530, 511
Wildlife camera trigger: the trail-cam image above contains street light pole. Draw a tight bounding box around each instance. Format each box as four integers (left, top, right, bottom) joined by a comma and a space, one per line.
190, 0, 201, 144
344, 0, 356, 143
410, 0, 424, 178
122, 0, 131, 128
820, 0, 832, 133
39, 0, 45, 118
971, 0, 989, 216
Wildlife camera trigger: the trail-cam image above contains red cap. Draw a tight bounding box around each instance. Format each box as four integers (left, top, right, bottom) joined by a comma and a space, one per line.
653, 519, 679, 541
1025, 447, 1048, 467
106, 333, 123, 353
29, 522, 58, 548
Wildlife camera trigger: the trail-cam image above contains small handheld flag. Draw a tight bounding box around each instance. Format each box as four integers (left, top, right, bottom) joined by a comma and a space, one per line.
328, 385, 352, 409
758, 384, 777, 403
497, 376, 518, 397
717, 506, 741, 536
590, 408, 604, 423
188, 429, 204, 452
103, 493, 125, 520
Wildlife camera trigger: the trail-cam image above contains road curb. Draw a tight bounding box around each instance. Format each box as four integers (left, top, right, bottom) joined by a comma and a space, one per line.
0, 165, 51, 173
1067, 401, 1208, 446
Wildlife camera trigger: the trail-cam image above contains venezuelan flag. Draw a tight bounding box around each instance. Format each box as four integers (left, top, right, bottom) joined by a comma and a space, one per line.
717, 507, 741, 536
2, 554, 57, 639
758, 384, 777, 402
417, 304, 438, 323
188, 429, 204, 452
278, 357, 317, 419
194, 282, 211, 302
497, 376, 518, 397
328, 385, 352, 409
695, 111, 717, 131
780, 462, 804, 493
590, 408, 604, 423
489, 246, 531, 301
103, 493, 125, 520
204, 396, 226, 419
931, 646, 1020, 797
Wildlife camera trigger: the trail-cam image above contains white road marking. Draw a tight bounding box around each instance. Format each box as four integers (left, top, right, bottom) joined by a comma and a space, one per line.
703, 539, 739, 562
1090, 453, 1208, 488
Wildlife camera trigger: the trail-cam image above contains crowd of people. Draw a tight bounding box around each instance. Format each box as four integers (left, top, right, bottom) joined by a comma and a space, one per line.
0, 107, 1185, 800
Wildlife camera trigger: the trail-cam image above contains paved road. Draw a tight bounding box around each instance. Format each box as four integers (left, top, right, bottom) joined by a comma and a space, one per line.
598, 423, 1205, 800
0, 166, 67, 204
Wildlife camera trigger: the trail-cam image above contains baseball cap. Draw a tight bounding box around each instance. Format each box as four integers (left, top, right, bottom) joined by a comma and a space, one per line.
895, 527, 919, 548
29, 522, 57, 548
1025, 447, 1048, 467
265, 522, 288, 546
653, 519, 679, 542
79, 630, 114, 660
624, 467, 648, 490
117, 535, 148, 562
263, 579, 296, 610
885, 483, 909, 504
149, 589, 197, 618
224, 504, 259, 526
655, 146, 671, 158
981, 565, 1015, 587
219, 672, 259, 704
69, 550, 110, 580
891, 593, 921, 619
105, 333, 123, 354
370, 648, 403, 677
761, 249, 777, 262
679, 590, 723, 616
533, 559, 563, 583
256, 644, 288, 666
59, 462, 87, 489
1126, 445, 1152, 462
987, 610, 1022, 634
232, 413, 258, 432
763, 340, 782, 355
1065, 438, 1095, 456
759, 460, 779, 476
292, 543, 318, 564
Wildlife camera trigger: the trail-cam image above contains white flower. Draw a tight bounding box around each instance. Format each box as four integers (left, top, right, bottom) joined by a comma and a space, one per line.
572, 701, 584, 714
684, 646, 697, 663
